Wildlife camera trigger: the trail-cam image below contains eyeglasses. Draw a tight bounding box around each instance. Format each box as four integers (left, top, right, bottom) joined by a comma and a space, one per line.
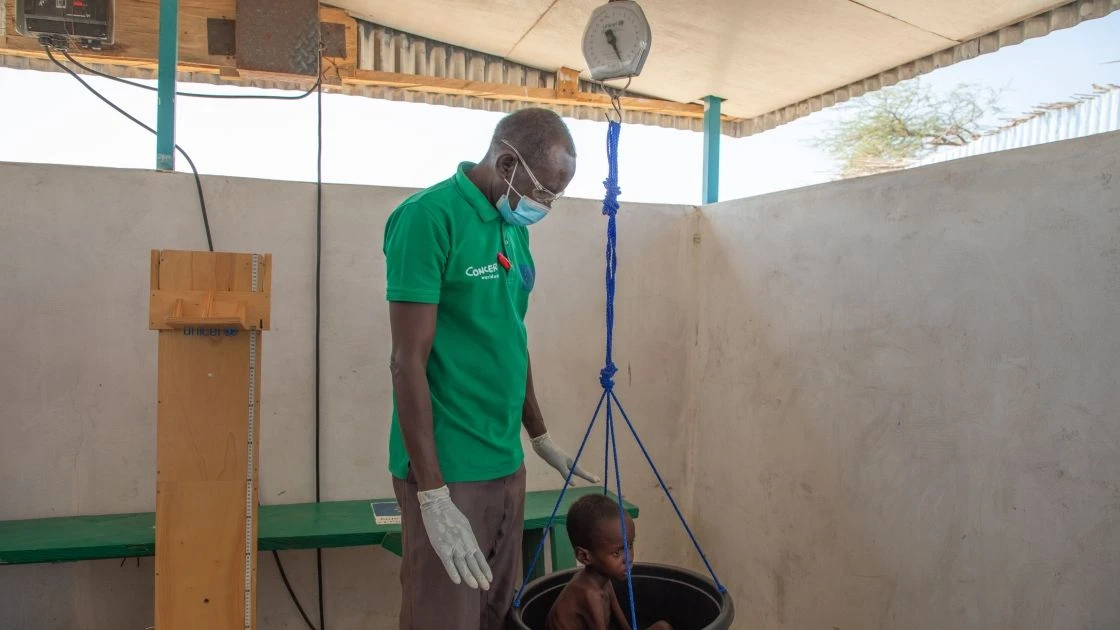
501, 140, 564, 204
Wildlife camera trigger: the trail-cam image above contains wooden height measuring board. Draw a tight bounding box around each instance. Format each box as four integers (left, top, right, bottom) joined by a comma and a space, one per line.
149, 250, 272, 630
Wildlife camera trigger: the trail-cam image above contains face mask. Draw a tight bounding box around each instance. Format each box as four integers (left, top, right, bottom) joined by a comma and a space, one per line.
497, 194, 549, 226
496, 162, 550, 226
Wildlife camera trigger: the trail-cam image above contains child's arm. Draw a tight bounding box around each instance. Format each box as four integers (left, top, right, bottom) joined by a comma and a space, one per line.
609, 587, 634, 630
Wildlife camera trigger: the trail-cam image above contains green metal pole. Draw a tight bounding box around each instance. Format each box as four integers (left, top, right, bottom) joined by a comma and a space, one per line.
156, 0, 179, 171
702, 95, 723, 205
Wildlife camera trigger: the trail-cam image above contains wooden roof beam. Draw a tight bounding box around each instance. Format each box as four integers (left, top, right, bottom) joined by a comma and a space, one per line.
1, 0, 737, 123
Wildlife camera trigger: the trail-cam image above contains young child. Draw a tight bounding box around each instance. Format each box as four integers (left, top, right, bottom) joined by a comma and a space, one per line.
545, 494, 672, 630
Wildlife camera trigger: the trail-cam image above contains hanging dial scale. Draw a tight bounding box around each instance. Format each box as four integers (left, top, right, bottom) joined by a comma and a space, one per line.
581, 0, 653, 81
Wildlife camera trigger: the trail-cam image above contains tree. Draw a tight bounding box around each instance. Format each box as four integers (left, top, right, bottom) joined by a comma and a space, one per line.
813, 79, 1003, 178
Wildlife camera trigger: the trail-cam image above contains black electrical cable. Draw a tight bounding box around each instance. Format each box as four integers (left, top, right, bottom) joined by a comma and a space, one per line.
314, 66, 326, 630
48, 40, 328, 629
49, 39, 330, 629
43, 44, 214, 252
271, 47, 327, 630
59, 48, 321, 100
255, 52, 328, 630
272, 550, 319, 630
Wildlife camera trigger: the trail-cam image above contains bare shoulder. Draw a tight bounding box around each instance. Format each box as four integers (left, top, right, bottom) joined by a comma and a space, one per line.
558, 569, 607, 604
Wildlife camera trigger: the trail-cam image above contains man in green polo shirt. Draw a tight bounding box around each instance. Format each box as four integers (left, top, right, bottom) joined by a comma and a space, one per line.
383, 108, 599, 629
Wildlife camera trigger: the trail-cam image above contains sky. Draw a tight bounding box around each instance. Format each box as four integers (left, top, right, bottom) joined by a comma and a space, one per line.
0, 11, 1117, 206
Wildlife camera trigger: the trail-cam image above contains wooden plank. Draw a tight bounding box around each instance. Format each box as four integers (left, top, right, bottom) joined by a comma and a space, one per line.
153, 249, 265, 630
259, 254, 272, 296
2, 0, 233, 67
0, 489, 638, 565
155, 331, 250, 482
0, 0, 730, 122
158, 250, 194, 291
189, 250, 218, 290
214, 252, 234, 291
149, 289, 270, 330
230, 253, 255, 292
249, 322, 262, 630
347, 68, 720, 119
155, 480, 245, 629
156, 330, 254, 629
149, 251, 272, 331
556, 67, 580, 99
2, 0, 351, 73
150, 250, 161, 290
319, 5, 357, 80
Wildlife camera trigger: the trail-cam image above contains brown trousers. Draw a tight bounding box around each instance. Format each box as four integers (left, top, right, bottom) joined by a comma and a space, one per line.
392, 464, 527, 630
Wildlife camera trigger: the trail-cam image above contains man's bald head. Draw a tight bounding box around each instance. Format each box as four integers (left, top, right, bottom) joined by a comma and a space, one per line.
487, 107, 577, 167
472, 108, 578, 211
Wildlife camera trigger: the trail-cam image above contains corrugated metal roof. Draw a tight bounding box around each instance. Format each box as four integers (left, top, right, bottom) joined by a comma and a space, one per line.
352, 19, 736, 135
913, 84, 1120, 165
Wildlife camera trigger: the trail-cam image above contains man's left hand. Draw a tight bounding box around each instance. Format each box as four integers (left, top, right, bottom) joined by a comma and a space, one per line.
531, 432, 601, 485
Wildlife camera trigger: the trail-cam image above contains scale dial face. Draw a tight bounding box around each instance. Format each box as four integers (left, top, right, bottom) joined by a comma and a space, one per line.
581, 1, 652, 81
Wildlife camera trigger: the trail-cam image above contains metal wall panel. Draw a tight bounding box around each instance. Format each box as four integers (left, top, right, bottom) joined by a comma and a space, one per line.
913, 84, 1120, 166
354, 20, 716, 134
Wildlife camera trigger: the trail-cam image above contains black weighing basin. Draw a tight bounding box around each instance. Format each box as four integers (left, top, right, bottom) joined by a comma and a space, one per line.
509, 562, 734, 630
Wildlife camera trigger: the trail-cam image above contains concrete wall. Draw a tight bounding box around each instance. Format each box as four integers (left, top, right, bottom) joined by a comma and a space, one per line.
690, 130, 1120, 630
0, 162, 696, 629
3, 130, 1119, 630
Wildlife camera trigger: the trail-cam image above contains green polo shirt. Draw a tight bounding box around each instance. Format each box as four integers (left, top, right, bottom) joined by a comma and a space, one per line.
383, 162, 536, 483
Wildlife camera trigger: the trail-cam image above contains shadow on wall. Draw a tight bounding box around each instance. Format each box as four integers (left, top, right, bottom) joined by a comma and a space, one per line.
687, 130, 1120, 630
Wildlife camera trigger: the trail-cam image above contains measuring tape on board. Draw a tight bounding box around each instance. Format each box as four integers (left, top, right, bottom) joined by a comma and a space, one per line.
242, 254, 259, 630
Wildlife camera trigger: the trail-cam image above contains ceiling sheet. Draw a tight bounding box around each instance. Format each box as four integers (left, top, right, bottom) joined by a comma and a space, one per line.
854, 0, 1070, 40
329, 0, 1086, 118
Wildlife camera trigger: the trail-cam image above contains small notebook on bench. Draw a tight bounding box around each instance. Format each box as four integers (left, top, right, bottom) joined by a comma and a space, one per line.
370, 501, 402, 526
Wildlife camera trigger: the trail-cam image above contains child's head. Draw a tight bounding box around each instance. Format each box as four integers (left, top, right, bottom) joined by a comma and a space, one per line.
566, 494, 636, 581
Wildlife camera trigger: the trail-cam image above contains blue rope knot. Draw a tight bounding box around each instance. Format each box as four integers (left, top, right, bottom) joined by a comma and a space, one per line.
601, 120, 621, 218
599, 363, 618, 390
601, 179, 621, 217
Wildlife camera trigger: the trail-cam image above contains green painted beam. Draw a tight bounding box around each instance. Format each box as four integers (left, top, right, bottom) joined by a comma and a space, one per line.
0, 487, 638, 566
702, 95, 724, 205
0, 512, 154, 564
521, 529, 547, 580
155, 0, 179, 170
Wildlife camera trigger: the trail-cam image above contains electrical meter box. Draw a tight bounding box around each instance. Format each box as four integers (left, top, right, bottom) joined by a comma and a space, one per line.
15, 0, 114, 45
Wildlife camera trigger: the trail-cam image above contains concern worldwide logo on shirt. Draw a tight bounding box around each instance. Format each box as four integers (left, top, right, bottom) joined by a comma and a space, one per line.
465, 262, 500, 281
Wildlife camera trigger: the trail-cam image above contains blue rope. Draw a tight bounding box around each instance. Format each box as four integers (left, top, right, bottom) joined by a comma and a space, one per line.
514, 116, 725, 621
600, 120, 637, 629
600, 120, 621, 394
607, 396, 639, 630
513, 389, 607, 609
611, 391, 726, 593
602, 401, 612, 496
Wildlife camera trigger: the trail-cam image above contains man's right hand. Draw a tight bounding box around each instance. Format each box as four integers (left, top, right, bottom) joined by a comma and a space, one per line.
417, 486, 493, 590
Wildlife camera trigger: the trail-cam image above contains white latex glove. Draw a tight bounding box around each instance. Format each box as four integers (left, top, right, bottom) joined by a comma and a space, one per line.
417, 486, 493, 590
531, 432, 602, 486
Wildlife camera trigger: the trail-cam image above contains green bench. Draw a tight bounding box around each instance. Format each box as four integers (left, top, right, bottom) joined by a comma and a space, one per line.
0, 487, 638, 581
